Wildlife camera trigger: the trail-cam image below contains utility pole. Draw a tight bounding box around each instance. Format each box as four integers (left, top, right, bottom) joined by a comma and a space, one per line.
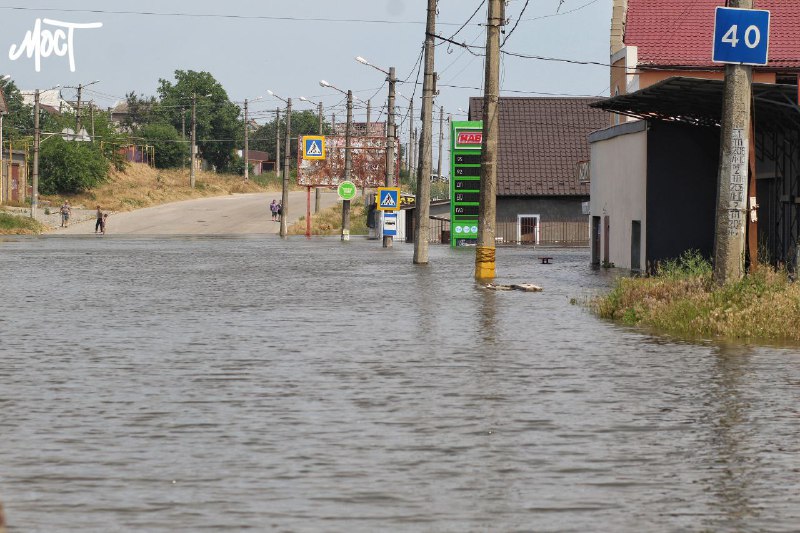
90, 102, 95, 142
280, 98, 292, 237
315, 101, 323, 213
332, 113, 336, 133
75, 84, 83, 132
244, 98, 250, 181
342, 90, 353, 241
712, 0, 754, 285
384, 66, 397, 249
190, 93, 197, 188
181, 107, 186, 170
275, 107, 281, 178
475, 0, 502, 281
31, 89, 40, 218
408, 98, 414, 176
413, 0, 437, 265
366, 99, 371, 135
437, 105, 444, 184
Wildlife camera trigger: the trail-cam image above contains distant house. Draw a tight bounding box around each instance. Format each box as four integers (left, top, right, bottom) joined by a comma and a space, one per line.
237, 149, 275, 175
20, 88, 73, 115
0, 89, 29, 205
589, 1, 800, 270
468, 96, 608, 244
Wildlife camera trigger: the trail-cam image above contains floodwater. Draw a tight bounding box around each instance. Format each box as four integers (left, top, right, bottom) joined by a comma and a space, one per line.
1, 236, 799, 532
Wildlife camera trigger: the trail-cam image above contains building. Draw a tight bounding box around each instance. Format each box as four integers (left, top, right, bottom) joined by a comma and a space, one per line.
590, 1, 800, 270
468, 96, 608, 245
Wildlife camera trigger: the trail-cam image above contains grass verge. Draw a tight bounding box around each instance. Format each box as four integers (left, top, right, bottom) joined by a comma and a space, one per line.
288, 199, 369, 236
592, 250, 800, 342
0, 211, 49, 235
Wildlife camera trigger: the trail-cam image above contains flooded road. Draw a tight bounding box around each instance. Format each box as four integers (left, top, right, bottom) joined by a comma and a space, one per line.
1, 236, 799, 532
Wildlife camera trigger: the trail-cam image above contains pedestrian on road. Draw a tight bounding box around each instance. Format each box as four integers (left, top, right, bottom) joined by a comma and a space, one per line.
60, 201, 71, 227
277, 202, 283, 222
100, 213, 109, 235
270, 199, 278, 221
94, 205, 103, 233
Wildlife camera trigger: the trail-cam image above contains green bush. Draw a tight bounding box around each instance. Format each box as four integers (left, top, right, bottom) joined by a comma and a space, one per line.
39, 137, 109, 194
138, 123, 185, 169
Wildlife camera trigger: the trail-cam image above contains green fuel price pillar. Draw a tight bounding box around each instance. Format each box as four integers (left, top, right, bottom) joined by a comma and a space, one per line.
450, 121, 483, 248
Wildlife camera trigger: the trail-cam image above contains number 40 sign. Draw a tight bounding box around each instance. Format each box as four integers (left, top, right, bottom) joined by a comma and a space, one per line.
713, 7, 770, 66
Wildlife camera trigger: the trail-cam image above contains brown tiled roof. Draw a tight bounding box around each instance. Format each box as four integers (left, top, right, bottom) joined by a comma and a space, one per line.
469, 97, 607, 196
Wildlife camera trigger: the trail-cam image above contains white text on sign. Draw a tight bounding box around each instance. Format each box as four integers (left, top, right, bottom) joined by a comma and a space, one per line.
9, 18, 103, 72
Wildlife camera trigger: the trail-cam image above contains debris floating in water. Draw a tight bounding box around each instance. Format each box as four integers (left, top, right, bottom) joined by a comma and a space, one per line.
483, 283, 543, 292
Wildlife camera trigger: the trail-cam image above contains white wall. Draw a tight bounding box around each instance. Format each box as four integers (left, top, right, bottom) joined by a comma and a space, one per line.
589, 123, 648, 270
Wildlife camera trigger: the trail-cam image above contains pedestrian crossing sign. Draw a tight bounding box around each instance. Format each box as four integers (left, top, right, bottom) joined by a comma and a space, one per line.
303, 136, 326, 160
377, 187, 400, 211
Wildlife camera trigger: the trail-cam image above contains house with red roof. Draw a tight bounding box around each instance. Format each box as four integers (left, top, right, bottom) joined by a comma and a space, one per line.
587, 1, 800, 271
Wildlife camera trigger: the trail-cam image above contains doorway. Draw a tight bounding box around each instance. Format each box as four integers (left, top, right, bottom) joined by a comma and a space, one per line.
631, 220, 641, 272
517, 215, 540, 245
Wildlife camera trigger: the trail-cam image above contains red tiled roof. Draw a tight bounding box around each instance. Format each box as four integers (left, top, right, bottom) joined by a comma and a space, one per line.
625, 0, 800, 69
469, 97, 608, 197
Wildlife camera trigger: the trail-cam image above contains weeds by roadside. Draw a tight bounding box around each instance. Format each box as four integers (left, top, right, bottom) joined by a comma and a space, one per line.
287, 199, 369, 236
592, 250, 800, 342
0, 211, 49, 235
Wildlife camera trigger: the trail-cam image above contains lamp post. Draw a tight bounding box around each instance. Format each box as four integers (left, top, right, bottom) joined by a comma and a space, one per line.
190, 92, 212, 188
31, 84, 61, 218
0, 74, 10, 203
356, 56, 398, 248
299, 95, 325, 215
268, 90, 292, 238
320, 80, 354, 242
242, 95, 262, 181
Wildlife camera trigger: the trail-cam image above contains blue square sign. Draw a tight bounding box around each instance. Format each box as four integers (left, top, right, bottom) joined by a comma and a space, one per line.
713, 7, 770, 66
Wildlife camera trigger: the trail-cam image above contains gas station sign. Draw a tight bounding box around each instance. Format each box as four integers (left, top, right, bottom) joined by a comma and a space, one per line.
450, 120, 482, 247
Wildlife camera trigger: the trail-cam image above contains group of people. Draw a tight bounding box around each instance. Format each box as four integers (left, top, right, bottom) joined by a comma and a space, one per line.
59, 201, 108, 234
269, 199, 283, 222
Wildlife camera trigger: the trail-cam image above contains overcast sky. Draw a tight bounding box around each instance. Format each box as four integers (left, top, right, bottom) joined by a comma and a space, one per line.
0, 0, 612, 150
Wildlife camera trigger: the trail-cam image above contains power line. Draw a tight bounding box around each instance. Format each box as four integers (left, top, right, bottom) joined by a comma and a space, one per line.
501, 0, 532, 48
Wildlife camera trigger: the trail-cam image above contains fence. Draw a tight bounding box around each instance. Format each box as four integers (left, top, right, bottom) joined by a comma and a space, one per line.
421, 217, 589, 246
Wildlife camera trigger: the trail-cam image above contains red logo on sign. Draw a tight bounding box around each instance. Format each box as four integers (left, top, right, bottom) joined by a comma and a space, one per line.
457, 132, 482, 145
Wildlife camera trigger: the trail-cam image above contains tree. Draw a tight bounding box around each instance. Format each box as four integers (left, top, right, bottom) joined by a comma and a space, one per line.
0, 79, 33, 140
39, 137, 109, 194
138, 123, 184, 169
123, 92, 162, 130
157, 70, 241, 172
250, 110, 329, 169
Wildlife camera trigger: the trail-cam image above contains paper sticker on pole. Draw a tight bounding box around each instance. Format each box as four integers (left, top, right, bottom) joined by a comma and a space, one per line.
712, 7, 770, 66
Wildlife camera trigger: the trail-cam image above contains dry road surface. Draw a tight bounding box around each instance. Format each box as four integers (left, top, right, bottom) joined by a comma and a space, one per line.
58, 191, 340, 236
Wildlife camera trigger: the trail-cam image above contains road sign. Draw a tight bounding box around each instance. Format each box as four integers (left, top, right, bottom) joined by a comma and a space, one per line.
713, 7, 770, 66
377, 187, 400, 211
297, 136, 397, 187
450, 121, 482, 246
337, 180, 357, 201
382, 212, 397, 236
303, 135, 326, 160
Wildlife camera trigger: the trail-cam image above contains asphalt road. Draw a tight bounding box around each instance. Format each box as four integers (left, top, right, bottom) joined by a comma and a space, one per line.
58, 190, 340, 235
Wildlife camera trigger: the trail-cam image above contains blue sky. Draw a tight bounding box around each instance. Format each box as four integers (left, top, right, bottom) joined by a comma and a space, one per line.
0, 0, 613, 151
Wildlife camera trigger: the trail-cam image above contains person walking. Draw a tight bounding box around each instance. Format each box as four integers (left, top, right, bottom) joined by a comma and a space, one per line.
94, 205, 103, 233
277, 202, 283, 223
60, 201, 71, 227
270, 199, 278, 221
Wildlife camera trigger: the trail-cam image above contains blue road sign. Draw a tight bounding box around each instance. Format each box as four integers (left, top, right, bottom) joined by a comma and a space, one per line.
713, 7, 770, 66
303, 136, 325, 160
377, 187, 400, 211
382, 212, 397, 237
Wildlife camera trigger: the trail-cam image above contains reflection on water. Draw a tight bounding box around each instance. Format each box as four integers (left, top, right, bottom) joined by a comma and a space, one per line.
0, 236, 798, 532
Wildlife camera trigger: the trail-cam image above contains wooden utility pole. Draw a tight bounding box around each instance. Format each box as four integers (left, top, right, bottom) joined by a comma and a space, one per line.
275, 107, 281, 179
280, 98, 292, 237
190, 93, 197, 188
31, 89, 40, 218
243, 98, 250, 181
315, 101, 323, 213
712, 0, 753, 285
437, 105, 444, 182
413, 0, 437, 264
384, 66, 397, 249
341, 90, 353, 241
475, 0, 502, 281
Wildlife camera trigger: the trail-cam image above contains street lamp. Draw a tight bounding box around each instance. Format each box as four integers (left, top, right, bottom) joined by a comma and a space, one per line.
242, 95, 262, 181
319, 79, 355, 242
268, 89, 292, 238
190, 92, 212, 189
0, 74, 10, 204
356, 56, 398, 248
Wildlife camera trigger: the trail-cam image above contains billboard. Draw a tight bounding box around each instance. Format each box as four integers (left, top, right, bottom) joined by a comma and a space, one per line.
297, 135, 399, 188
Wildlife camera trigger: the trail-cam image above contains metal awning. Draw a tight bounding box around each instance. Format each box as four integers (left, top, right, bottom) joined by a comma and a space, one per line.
591, 76, 800, 132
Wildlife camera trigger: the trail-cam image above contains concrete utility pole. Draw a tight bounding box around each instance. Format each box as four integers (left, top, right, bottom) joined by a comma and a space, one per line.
408, 98, 414, 177
475, 0, 502, 281
244, 98, 250, 181
385, 66, 397, 248
366, 99, 371, 135
190, 93, 197, 188
281, 98, 292, 237
437, 105, 444, 183
413, 0, 437, 265
316, 101, 323, 213
712, 0, 754, 285
275, 107, 281, 179
342, 90, 353, 241
181, 107, 186, 170
74, 79, 99, 134
31, 89, 40, 218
